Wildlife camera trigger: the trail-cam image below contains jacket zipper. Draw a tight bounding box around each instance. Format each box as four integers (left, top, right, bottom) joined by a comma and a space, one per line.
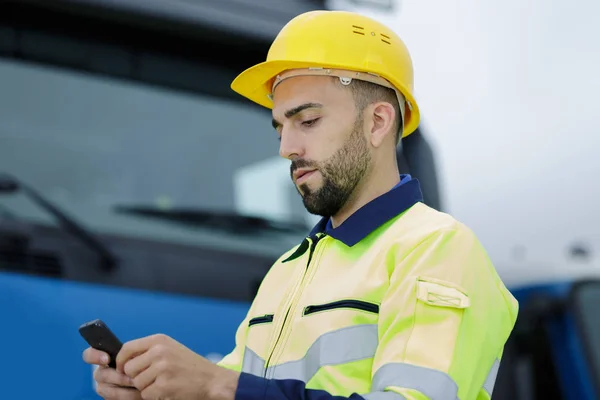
263, 234, 323, 377
303, 300, 379, 316
248, 314, 274, 326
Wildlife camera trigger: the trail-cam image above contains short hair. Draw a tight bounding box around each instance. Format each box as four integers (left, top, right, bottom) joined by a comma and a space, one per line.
336, 78, 403, 144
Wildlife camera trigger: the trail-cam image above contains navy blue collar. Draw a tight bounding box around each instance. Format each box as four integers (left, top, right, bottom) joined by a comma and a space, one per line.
322, 174, 412, 232
309, 175, 423, 247
282, 175, 423, 262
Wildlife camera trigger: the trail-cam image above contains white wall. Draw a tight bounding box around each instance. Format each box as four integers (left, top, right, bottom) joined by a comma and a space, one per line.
331, 0, 600, 286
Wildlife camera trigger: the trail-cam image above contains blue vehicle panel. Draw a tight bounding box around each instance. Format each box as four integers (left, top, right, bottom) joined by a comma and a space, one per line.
0, 272, 250, 399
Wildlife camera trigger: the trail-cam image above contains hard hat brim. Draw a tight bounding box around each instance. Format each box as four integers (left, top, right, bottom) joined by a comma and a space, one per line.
231, 59, 420, 138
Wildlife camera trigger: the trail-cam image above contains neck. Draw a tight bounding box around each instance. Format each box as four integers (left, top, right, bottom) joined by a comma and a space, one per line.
330, 156, 400, 229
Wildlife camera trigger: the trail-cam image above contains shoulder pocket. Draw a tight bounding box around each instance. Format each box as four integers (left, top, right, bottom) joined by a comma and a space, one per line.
403, 277, 470, 368
416, 276, 470, 309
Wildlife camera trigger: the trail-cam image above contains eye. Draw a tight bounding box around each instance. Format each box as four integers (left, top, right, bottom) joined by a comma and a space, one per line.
302, 118, 320, 127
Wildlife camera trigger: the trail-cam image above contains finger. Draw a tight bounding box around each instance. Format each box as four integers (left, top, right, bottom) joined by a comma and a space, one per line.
96, 383, 141, 400
116, 334, 166, 373
83, 347, 110, 366
116, 336, 156, 373
140, 380, 163, 400
131, 362, 158, 393
123, 346, 155, 379
95, 365, 135, 387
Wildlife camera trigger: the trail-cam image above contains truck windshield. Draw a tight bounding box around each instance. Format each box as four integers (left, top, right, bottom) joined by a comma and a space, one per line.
0, 57, 302, 246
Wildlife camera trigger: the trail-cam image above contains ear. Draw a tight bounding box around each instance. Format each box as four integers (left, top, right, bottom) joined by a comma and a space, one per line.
368, 102, 396, 148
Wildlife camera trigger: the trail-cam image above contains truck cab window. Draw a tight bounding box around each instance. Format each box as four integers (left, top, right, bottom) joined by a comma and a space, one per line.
0, 3, 307, 301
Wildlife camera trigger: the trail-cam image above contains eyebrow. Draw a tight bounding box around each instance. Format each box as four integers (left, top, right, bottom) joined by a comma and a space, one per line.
272, 102, 323, 130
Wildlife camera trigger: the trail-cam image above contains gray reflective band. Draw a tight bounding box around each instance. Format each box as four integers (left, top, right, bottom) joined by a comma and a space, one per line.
241, 347, 265, 376
241, 324, 476, 400
483, 359, 500, 395
372, 363, 459, 400
242, 324, 379, 380
363, 392, 407, 400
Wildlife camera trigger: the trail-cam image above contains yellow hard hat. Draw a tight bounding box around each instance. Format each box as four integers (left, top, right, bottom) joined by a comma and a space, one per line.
231, 10, 420, 138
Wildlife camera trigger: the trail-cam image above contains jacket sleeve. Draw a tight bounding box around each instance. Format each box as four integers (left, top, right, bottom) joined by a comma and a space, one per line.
234, 225, 518, 400
368, 225, 519, 400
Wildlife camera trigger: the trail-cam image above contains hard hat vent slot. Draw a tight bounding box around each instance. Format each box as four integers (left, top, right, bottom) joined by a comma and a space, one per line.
352, 25, 365, 35
381, 33, 391, 45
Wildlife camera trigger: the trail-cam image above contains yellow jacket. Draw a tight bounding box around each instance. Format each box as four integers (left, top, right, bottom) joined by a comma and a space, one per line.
219, 175, 519, 400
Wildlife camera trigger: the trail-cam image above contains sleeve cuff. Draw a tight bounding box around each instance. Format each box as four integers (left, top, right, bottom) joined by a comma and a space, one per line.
236, 372, 270, 400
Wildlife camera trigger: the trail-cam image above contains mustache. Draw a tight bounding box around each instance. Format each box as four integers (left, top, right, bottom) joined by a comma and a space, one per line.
290, 159, 318, 174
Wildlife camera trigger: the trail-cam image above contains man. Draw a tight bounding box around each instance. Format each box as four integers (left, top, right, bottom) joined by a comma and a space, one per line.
83, 10, 519, 400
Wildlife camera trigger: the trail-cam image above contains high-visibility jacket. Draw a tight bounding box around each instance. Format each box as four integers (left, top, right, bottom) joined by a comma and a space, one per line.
218, 175, 519, 400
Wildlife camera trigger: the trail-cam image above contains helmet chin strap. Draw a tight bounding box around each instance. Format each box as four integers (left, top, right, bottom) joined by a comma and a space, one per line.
269, 67, 408, 139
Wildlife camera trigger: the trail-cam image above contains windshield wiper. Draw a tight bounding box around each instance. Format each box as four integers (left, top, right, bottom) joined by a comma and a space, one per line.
113, 204, 309, 235
0, 173, 118, 271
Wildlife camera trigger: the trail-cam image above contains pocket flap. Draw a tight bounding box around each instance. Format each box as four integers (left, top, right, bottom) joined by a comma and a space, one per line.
416, 277, 470, 309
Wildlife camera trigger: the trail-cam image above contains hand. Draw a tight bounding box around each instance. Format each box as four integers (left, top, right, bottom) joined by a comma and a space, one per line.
116, 334, 240, 400
82, 347, 142, 399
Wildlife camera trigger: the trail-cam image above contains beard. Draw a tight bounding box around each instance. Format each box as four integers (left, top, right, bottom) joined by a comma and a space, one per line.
290, 115, 371, 217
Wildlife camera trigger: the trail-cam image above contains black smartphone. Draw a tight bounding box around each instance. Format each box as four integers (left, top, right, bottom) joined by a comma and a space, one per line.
79, 319, 123, 369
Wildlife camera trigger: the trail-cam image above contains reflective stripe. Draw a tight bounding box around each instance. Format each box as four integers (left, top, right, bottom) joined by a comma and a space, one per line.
242, 324, 492, 400
242, 324, 379, 380
372, 363, 459, 400
483, 358, 500, 395
363, 392, 407, 400
241, 347, 265, 376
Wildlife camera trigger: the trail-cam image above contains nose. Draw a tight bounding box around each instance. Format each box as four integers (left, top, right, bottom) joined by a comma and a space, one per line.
279, 128, 305, 160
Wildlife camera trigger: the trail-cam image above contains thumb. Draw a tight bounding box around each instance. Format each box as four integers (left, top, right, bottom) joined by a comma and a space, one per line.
83, 347, 110, 366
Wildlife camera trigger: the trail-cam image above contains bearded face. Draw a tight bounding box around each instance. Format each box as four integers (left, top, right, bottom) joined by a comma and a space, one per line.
271, 75, 380, 219
290, 114, 371, 217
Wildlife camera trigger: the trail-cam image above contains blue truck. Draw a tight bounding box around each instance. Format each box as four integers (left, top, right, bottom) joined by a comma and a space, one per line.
0, 1, 598, 399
